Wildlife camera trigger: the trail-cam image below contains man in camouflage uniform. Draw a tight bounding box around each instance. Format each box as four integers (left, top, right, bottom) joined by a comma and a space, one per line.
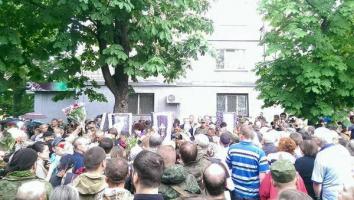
194, 119, 208, 136
157, 145, 201, 200
0, 148, 52, 199
179, 142, 205, 191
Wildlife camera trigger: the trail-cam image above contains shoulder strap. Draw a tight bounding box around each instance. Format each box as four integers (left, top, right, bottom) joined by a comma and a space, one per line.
171, 185, 191, 198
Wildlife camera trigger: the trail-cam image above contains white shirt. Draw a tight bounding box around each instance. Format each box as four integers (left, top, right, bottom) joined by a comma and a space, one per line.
312, 144, 353, 200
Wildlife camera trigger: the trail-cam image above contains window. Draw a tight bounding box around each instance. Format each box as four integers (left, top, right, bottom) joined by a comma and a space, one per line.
217, 94, 248, 116
216, 49, 246, 70
128, 93, 154, 114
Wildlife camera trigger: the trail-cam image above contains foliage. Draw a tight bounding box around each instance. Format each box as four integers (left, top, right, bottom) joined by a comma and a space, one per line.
0, 1, 59, 116
257, 0, 354, 122
0, 132, 15, 152
0, 89, 34, 117
0, 0, 213, 112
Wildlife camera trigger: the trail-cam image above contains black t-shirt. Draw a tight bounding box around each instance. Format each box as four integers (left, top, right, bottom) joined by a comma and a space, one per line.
134, 194, 164, 200
294, 156, 316, 199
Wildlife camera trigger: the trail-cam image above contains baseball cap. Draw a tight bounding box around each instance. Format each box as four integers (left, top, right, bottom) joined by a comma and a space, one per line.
52, 137, 65, 147
270, 160, 296, 183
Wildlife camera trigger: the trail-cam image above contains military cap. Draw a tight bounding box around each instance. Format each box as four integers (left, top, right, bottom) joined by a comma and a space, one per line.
270, 160, 296, 183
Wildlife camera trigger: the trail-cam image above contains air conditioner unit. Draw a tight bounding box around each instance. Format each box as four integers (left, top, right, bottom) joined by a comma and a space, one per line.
166, 94, 180, 104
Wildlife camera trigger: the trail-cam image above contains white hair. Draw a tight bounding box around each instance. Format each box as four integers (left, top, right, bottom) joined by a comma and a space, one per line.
50, 185, 79, 200
16, 180, 46, 200
314, 127, 338, 144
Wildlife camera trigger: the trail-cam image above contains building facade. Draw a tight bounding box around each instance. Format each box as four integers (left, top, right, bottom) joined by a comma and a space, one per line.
34, 0, 281, 123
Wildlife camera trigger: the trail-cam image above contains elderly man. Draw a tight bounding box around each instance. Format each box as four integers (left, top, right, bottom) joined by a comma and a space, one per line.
148, 134, 163, 153
203, 163, 229, 200
312, 127, 353, 200
72, 137, 89, 174
16, 181, 47, 200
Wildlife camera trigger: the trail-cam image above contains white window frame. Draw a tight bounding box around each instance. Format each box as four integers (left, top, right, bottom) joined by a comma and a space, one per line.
215, 49, 247, 71
217, 94, 249, 116
129, 93, 154, 115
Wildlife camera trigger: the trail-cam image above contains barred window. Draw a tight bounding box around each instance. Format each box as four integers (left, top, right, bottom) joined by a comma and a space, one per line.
217, 94, 248, 116
128, 93, 154, 114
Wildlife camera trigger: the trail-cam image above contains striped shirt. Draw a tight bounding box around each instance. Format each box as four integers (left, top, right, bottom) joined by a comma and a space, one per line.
226, 141, 269, 199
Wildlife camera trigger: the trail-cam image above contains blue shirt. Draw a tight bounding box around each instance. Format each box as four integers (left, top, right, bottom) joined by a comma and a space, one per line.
72, 152, 85, 174
226, 141, 269, 199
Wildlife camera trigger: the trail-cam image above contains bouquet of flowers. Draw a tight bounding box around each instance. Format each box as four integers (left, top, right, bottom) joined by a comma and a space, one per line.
62, 103, 87, 129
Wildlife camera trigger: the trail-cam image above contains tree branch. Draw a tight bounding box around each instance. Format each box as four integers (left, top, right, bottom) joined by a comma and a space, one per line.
71, 19, 97, 36
97, 22, 119, 95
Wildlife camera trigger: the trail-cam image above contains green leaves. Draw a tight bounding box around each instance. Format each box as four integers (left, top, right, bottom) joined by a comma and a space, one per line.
103, 45, 128, 66
257, 0, 354, 123
0, 0, 212, 112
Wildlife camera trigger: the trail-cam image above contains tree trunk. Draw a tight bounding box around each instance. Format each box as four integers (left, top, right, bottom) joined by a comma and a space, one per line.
12, 87, 24, 117
97, 21, 130, 113
112, 68, 129, 113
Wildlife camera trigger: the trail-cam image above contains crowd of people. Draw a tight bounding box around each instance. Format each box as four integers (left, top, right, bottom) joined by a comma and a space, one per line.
0, 113, 353, 200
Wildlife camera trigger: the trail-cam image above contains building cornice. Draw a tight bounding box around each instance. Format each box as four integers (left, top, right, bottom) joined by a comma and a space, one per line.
91, 81, 256, 88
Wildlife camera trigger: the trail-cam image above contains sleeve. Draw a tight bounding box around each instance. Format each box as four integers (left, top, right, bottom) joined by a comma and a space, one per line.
311, 157, 324, 183
226, 148, 232, 169
259, 150, 270, 173
259, 173, 271, 200
296, 173, 308, 193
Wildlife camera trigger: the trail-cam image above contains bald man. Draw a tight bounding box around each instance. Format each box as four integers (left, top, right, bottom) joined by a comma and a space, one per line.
203, 163, 228, 199
148, 134, 163, 153
157, 145, 201, 199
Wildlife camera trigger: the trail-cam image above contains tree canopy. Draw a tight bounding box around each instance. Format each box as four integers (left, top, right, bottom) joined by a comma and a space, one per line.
0, 0, 212, 114
0, 1, 60, 116
257, 0, 354, 122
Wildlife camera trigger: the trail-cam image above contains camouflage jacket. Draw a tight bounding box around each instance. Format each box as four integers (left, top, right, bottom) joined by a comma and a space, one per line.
103, 187, 134, 200
183, 161, 204, 191
196, 147, 212, 171
159, 164, 201, 200
0, 170, 53, 200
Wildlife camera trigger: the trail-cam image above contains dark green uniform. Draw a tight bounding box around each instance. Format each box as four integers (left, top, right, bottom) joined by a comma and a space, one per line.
159, 164, 201, 200
0, 170, 52, 200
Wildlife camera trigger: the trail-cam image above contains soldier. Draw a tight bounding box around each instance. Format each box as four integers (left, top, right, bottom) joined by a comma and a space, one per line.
0, 148, 52, 199
157, 145, 201, 199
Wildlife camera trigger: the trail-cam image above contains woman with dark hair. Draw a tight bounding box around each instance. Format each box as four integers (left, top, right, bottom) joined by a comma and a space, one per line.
294, 139, 319, 199
0, 148, 52, 199
29, 141, 50, 179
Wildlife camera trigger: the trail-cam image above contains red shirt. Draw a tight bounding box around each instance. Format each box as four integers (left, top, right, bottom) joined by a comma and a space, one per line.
259, 172, 308, 200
